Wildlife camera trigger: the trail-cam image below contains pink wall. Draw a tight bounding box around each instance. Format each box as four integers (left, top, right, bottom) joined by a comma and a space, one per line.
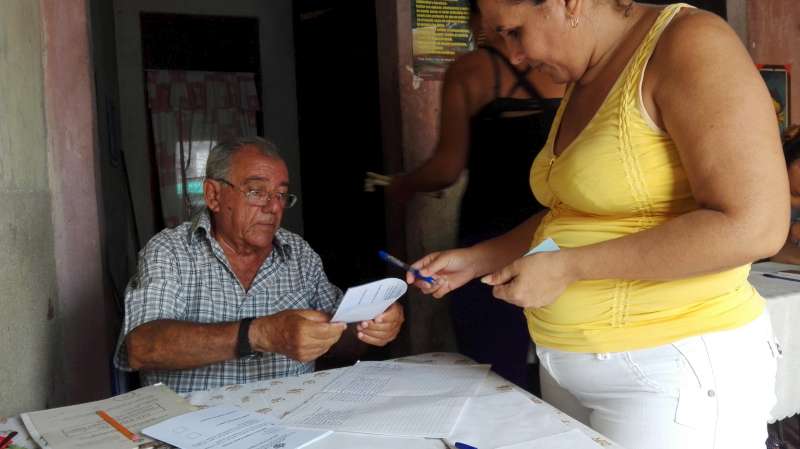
41, 0, 112, 404
748, 0, 800, 127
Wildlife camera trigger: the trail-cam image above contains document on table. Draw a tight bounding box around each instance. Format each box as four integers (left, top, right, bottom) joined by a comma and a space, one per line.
330, 278, 407, 323
142, 405, 331, 449
281, 361, 490, 438
445, 390, 572, 449
497, 429, 601, 449
20, 384, 196, 449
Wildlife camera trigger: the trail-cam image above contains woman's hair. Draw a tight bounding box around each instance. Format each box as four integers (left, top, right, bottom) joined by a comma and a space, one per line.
784, 125, 800, 166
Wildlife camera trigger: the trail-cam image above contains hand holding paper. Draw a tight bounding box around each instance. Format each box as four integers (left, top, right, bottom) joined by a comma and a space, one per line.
482, 238, 574, 309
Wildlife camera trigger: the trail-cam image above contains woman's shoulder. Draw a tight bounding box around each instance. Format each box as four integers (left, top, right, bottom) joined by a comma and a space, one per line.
445, 49, 494, 83
654, 7, 742, 63
444, 49, 498, 110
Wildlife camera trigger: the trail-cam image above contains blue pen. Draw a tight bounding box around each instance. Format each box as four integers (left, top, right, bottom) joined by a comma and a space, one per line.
454, 443, 478, 449
378, 250, 436, 284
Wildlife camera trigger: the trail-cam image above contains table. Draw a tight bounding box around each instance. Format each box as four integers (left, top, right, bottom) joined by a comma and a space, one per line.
1, 352, 622, 449
750, 262, 800, 422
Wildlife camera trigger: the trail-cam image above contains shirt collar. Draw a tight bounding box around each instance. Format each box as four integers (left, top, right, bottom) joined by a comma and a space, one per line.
189, 208, 292, 260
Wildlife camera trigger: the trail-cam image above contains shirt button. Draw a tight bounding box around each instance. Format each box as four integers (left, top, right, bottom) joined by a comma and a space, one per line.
707, 390, 716, 398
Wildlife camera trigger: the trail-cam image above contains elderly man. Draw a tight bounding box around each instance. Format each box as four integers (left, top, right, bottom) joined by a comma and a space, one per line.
114, 136, 404, 393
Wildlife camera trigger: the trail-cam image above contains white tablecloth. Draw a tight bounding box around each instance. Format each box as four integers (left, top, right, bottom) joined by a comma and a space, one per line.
750, 262, 800, 421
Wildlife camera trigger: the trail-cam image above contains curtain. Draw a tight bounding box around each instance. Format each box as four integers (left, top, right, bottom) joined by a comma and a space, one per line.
145, 70, 260, 227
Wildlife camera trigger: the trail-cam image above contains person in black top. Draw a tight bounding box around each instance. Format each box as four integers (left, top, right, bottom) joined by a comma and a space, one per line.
385, 3, 564, 390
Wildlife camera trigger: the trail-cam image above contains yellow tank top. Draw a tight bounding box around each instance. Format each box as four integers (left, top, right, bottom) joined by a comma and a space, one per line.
527, 3, 764, 353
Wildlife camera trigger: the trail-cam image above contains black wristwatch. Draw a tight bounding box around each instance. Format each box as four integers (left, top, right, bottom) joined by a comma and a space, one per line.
236, 317, 257, 358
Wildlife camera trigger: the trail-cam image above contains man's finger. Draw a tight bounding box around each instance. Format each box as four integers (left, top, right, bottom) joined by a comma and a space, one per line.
358, 331, 390, 347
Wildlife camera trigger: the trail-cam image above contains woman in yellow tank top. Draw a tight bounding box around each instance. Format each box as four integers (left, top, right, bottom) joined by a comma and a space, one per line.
407, 1, 788, 448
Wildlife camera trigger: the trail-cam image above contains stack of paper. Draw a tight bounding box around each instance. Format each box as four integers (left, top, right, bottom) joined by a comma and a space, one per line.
142, 406, 331, 449
281, 361, 490, 438
20, 384, 195, 449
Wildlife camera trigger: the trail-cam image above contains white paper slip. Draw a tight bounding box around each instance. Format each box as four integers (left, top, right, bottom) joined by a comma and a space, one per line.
524, 238, 560, 256
330, 278, 407, 323
142, 405, 331, 449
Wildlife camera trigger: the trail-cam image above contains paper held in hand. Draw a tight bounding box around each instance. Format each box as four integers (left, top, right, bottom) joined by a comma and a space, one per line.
525, 238, 560, 256
330, 278, 407, 323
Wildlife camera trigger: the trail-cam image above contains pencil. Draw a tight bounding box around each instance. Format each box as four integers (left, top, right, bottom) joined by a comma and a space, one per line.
0, 431, 17, 449
97, 410, 140, 442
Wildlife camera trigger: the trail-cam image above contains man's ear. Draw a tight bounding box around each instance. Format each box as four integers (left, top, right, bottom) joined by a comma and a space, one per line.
204, 179, 221, 213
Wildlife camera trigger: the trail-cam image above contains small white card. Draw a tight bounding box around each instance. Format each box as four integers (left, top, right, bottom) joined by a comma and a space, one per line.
524, 238, 560, 256
330, 278, 407, 323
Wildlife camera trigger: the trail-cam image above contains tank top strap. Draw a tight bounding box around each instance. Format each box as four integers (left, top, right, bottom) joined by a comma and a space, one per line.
621, 3, 693, 100
481, 45, 542, 100
479, 46, 503, 98
617, 3, 693, 221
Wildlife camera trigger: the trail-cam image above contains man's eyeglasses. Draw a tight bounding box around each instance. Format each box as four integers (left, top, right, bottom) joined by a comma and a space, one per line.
214, 178, 298, 209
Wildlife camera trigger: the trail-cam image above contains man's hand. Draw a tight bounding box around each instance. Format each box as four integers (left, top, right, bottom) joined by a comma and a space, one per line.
356, 302, 404, 346
250, 309, 347, 363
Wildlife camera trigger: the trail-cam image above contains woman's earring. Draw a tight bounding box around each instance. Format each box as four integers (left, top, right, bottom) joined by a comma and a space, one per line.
569, 14, 580, 28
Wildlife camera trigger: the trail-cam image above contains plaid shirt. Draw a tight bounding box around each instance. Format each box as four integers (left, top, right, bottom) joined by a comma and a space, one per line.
114, 210, 342, 393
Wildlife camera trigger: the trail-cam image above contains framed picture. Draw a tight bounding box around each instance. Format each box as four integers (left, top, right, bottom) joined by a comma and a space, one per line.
757, 64, 792, 133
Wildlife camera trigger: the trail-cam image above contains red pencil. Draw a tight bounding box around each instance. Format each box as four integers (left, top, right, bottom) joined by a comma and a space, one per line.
0, 431, 18, 449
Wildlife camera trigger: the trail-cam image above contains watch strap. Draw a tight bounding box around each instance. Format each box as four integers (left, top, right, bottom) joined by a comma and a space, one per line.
236, 317, 256, 358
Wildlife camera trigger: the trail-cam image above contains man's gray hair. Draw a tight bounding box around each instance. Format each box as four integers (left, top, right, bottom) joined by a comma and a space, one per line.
205, 136, 283, 180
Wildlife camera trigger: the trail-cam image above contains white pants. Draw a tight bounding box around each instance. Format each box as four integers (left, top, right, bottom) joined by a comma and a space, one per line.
538, 312, 778, 449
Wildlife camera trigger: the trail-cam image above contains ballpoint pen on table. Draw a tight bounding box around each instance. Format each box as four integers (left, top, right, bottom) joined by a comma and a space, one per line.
378, 250, 436, 284
454, 442, 478, 449
762, 273, 800, 282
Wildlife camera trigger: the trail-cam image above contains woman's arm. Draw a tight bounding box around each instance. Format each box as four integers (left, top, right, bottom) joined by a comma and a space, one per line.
388, 55, 482, 203
485, 12, 789, 306
410, 210, 547, 297
568, 12, 788, 282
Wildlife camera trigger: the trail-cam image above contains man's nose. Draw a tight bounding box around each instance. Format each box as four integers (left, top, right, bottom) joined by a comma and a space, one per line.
260, 194, 283, 212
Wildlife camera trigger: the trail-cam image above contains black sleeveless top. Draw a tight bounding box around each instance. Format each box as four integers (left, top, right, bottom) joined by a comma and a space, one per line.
458, 47, 560, 244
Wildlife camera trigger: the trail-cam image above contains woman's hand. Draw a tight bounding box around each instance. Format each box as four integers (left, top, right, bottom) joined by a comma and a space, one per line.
481, 250, 577, 308
406, 248, 480, 298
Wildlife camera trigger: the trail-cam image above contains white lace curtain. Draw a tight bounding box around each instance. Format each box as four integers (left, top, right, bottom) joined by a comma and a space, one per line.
145, 70, 260, 227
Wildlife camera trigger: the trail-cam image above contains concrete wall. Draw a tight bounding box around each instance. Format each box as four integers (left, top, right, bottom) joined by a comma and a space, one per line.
0, 0, 111, 416
0, 0, 62, 415
41, 0, 112, 405
746, 0, 800, 124
113, 0, 303, 240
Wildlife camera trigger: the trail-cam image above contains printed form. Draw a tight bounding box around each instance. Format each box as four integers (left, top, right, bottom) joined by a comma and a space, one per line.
142, 406, 330, 449
281, 361, 490, 438
330, 278, 407, 323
